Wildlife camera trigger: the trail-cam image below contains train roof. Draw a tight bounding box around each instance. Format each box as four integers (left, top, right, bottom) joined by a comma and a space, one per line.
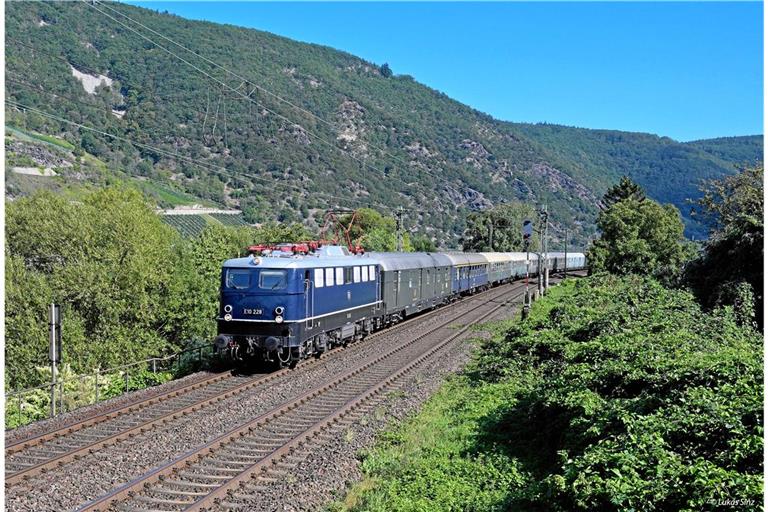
223, 246, 383, 270
478, 252, 513, 264
442, 252, 487, 266
365, 252, 441, 271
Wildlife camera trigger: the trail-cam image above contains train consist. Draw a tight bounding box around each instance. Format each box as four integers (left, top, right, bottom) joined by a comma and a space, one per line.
215, 246, 586, 365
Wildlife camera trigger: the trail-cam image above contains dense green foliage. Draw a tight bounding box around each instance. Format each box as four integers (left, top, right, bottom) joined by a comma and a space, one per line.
6, 188, 180, 385
515, 125, 762, 238
4, 187, 256, 388
5, 2, 760, 246
5, 363, 173, 429
686, 136, 764, 165
461, 201, 538, 252
587, 183, 688, 279
4, 186, 418, 390
685, 164, 764, 326
340, 275, 763, 511
601, 175, 645, 207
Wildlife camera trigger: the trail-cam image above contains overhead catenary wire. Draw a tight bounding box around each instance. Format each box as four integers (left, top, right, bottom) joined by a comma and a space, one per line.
85, 0, 465, 201
92, 0, 462, 189
5, 99, 409, 214
7, 33, 454, 212
5, 76, 430, 218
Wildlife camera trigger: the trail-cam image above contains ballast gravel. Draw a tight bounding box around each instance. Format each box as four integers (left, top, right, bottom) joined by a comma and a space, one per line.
5, 370, 218, 446
218, 331, 479, 512
5, 291, 513, 512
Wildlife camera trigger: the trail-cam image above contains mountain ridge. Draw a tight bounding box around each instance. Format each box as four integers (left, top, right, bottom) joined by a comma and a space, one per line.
5, 1, 762, 244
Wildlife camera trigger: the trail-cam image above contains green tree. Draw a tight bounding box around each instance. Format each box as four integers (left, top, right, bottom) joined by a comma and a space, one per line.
379, 63, 393, 77
685, 164, 763, 326
601, 175, 645, 208
165, 224, 254, 344
411, 234, 437, 252
587, 196, 687, 278
5, 188, 182, 387
252, 221, 313, 244
461, 202, 537, 252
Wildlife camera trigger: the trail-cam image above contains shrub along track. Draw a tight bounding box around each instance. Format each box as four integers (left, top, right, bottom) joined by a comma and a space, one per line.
5, 281, 522, 490
70, 282, 527, 512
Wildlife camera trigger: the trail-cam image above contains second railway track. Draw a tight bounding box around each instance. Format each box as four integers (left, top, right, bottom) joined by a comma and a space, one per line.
5, 281, 521, 488
76, 282, 526, 512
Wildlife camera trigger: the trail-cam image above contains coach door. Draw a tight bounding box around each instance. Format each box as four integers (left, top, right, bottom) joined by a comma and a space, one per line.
305, 270, 314, 329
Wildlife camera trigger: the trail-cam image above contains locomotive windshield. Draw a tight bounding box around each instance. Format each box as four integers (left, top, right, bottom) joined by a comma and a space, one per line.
259, 270, 288, 290
225, 269, 251, 289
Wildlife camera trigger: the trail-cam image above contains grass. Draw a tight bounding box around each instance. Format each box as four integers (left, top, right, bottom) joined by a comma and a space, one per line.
6, 126, 75, 150
332, 275, 763, 512
136, 180, 212, 208
332, 376, 527, 512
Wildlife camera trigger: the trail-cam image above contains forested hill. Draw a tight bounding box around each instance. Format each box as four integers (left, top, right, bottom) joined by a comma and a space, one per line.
5, 2, 762, 244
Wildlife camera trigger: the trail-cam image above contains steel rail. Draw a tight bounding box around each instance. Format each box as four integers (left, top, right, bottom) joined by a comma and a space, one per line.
75, 283, 525, 512
6, 282, 517, 486
5, 372, 231, 455
188, 287, 522, 512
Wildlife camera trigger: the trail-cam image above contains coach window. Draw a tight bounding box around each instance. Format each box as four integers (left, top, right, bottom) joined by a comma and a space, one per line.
336, 267, 344, 285
362, 266, 369, 282
314, 268, 324, 288
326, 268, 334, 286
353, 266, 361, 283
369, 265, 376, 280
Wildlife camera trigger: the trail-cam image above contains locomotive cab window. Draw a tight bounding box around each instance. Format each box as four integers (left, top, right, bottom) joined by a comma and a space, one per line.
314, 269, 324, 288
326, 268, 335, 286
336, 267, 344, 285
362, 266, 369, 282
226, 269, 251, 289
353, 266, 361, 283
259, 270, 288, 290
369, 265, 376, 280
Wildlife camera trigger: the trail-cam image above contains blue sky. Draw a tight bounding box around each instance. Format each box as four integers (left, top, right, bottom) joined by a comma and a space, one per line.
128, 1, 762, 141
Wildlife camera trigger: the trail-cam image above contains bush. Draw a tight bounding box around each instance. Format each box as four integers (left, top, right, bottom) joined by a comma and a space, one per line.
342, 275, 763, 511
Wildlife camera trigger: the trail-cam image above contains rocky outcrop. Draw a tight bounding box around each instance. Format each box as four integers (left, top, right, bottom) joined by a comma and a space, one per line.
459, 139, 492, 169
280, 124, 311, 145
442, 184, 493, 210
530, 163, 596, 202
337, 99, 367, 156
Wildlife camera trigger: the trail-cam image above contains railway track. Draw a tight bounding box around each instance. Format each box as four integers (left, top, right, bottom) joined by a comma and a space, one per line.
5, 281, 520, 487
76, 282, 526, 512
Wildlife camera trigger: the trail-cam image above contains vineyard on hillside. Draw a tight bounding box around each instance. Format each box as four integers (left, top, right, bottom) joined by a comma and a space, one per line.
161, 214, 251, 237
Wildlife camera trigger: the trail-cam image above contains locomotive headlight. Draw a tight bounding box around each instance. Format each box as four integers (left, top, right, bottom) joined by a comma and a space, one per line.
274, 306, 285, 315
275, 315, 284, 324
224, 304, 233, 313
224, 313, 233, 322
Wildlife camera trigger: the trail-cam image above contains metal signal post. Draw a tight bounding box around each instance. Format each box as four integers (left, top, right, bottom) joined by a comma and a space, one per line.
522, 219, 533, 319
48, 303, 62, 417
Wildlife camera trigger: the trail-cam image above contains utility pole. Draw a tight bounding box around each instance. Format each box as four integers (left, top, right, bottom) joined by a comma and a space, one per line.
488, 216, 493, 252
522, 219, 533, 319
536, 205, 549, 296
395, 207, 404, 252
543, 204, 549, 292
